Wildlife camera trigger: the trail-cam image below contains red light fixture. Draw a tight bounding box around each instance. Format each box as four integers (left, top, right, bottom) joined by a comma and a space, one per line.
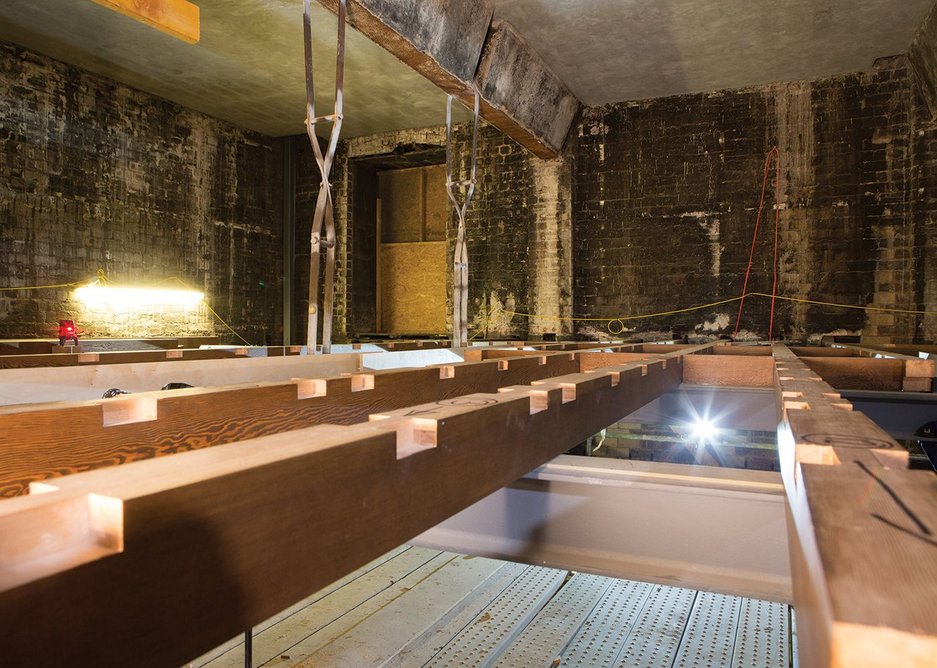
58, 319, 79, 346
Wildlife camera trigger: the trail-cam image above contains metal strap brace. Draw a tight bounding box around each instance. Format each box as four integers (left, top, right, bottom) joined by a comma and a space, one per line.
303, 0, 345, 354
446, 92, 480, 348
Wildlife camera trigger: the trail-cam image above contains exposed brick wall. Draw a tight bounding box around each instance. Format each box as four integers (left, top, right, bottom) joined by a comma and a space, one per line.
0, 42, 283, 344
294, 56, 933, 344
910, 0, 937, 120
911, 72, 937, 341
573, 57, 931, 342
293, 123, 574, 341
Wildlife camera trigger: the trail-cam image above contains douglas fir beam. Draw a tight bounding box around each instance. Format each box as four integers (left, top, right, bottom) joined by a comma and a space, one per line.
0, 353, 685, 667
773, 344, 937, 667
0, 353, 583, 496
835, 344, 936, 392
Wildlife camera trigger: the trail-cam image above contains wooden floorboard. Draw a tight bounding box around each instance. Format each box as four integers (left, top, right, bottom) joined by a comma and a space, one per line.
185, 547, 794, 668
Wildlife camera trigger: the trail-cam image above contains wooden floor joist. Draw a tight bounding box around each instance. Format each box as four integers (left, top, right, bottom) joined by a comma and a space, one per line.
773, 344, 937, 667
0, 340, 934, 666
0, 349, 688, 667
0, 351, 583, 496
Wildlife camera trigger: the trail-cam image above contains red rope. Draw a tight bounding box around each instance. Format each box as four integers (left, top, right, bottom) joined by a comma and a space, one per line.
768, 148, 781, 340
733, 147, 781, 339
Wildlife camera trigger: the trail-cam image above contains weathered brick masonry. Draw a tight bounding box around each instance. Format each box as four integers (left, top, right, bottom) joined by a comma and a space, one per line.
293, 58, 934, 343
3, 40, 933, 344
574, 57, 934, 342
294, 123, 573, 341
0, 42, 283, 343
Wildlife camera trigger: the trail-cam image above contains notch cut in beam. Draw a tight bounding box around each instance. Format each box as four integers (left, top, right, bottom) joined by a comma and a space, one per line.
0, 354, 683, 667
90, 0, 200, 44
772, 344, 937, 667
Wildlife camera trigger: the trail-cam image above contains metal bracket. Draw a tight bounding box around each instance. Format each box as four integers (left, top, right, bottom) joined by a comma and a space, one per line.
446, 91, 480, 348
303, 0, 345, 354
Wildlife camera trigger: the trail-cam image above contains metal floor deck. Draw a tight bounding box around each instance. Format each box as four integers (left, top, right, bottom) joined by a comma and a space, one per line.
186, 546, 793, 668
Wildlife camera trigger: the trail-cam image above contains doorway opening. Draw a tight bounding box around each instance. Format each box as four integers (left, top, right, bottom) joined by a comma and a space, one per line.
349, 148, 449, 337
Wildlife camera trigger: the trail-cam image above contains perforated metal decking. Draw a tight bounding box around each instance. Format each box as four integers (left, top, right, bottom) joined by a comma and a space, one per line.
188, 548, 794, 668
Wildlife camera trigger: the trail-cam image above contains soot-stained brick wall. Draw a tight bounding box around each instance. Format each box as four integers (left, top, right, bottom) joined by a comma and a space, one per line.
0, 42, 283, 343
293, 123, 573, 341
574, 57, 932, 342
912, 72, 937, 342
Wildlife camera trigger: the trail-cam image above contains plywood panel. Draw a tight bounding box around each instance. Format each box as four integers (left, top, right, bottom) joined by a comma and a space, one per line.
380, 242, 447, 333
424, 164, 449, 241
379, 168, 424, 243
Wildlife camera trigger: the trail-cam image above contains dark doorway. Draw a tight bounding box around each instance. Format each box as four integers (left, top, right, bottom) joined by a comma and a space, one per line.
348, 147, 448, 337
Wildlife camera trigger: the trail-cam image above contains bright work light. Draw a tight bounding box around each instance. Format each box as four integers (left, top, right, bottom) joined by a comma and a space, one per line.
74, 284, 204, 312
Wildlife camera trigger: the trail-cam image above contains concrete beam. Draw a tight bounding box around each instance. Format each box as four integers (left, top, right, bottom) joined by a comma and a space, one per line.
909, 1, 937, 119
474, 20, 581, 158
316, 0, 580, 159
317, 0, 491, 89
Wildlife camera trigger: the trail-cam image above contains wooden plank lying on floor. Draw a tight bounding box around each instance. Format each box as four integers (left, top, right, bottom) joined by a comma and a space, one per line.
0, 352, 685, 667
683, 355, 776, 387
267, 553, 507, 667
853, 342, 937, 358
0, 352, 581, 496
790, 346, 858, 357
773, 344, 937, 667
582, 350, 923, 390
230, 549, 459, 667
187, 544, 413, 666
91, 0, 200, 43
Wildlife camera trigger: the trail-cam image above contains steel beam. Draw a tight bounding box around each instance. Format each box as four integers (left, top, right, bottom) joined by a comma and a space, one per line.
413, 455, 791, 603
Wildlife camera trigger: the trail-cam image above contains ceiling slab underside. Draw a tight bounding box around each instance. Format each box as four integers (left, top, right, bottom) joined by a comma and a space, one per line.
0, 0, 930, 138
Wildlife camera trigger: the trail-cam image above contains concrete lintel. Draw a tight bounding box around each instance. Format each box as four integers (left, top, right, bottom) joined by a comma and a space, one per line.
316, 1, 580, 159
316, 0, 492, 97
909, 1, 937, 119
474, 20, 581, 159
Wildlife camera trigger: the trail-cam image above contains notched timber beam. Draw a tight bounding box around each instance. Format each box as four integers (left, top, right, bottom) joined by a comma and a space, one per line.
90, 0, 200, 44
0, 353, 582, 496
0, 344, 713, 496
0, 354, 684, 667
315, 0, 580, 158
773, 344, 937, 668
835, 344, 936, 392
0, 347, 251, 369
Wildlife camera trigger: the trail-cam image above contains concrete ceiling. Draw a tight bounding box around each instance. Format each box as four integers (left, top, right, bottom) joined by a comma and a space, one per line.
0, 0, 931, 139
491, 0, 934, 104
0, 0, 468, 138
